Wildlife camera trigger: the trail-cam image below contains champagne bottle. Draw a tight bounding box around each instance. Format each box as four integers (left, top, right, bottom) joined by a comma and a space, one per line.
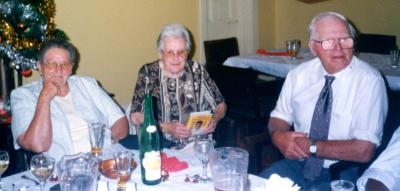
139, 93, 161, 185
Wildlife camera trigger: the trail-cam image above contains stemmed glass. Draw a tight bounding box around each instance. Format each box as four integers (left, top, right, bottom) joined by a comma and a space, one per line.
194, 137, 213, 183
0, 150, 9, 191
30, 154, 55, 191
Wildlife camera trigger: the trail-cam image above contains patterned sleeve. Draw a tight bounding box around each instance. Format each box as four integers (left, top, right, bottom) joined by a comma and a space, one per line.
200, 63, 225, 105
131, 65, 147, 113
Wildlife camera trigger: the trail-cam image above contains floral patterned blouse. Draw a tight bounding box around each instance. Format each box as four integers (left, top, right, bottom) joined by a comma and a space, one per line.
131, 60, 224, 141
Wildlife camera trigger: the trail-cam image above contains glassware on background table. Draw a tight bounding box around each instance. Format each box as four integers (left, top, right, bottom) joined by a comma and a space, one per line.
0, 150, 9, 191
390, 49, 399, 69
286, 39, 301, 59
30, 154, 55, 191
209, 147, 249, 191
114, 151, 134, 190
89, 122, 106, 156
194, 137, 213, 183
330, 179, 354, 191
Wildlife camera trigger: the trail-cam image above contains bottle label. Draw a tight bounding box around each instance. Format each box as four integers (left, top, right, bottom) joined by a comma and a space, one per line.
142, 151, 161, 181
146, 125, 156, 133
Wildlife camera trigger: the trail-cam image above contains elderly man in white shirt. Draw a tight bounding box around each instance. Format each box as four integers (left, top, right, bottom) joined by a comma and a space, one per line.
357, 127, 400, 191
258, 12, 388, 190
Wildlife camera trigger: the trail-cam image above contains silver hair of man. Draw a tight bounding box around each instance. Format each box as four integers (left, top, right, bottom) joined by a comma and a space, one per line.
156, 23, 192, 53
308, 12, 357, 40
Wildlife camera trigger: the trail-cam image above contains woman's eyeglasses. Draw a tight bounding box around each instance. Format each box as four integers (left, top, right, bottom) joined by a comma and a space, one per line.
42, 61, 72, 70
161, 50, 188, 59
312, 37, 354, 50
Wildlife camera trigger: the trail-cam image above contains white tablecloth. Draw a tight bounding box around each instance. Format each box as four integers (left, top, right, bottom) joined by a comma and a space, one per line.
224, 50, 400, 91
2, 144, 267, 191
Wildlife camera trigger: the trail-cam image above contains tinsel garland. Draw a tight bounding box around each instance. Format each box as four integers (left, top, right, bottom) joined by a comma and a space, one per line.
0, 0, 68, 71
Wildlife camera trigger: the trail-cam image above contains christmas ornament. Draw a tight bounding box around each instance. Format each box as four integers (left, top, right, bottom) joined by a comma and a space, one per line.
21, 69, 32, 77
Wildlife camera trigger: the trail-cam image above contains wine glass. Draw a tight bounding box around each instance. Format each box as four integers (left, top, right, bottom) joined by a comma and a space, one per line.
194, 137, 213, 183
30, 154, 55, 191
0, 150, 9, 190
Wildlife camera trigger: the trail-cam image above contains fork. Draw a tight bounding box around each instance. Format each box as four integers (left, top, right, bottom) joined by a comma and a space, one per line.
20, 175, 40, 185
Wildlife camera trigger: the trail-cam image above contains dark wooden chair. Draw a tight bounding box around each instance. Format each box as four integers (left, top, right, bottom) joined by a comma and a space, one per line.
355, 33, 397, 55
204, 37, 285, 173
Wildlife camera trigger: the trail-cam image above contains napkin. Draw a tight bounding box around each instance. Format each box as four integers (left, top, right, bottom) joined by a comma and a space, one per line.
256, 49, 291, 56
254, 173, 301, 191
161, 152, 189, 172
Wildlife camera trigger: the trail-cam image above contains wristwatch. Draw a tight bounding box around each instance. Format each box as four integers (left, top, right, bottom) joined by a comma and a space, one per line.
309, 140, 317, 157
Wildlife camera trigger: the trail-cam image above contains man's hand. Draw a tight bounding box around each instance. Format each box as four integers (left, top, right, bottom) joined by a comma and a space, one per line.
295, 136, 312, 156
272, 130, 310, 160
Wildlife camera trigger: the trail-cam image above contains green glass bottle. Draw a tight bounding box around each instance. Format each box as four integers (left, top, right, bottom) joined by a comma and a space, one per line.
139, 93, 161, 185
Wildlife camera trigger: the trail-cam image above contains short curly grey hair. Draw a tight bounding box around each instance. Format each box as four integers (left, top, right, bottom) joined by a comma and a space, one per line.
308, 12, 356, 40
156, 23, 191, 53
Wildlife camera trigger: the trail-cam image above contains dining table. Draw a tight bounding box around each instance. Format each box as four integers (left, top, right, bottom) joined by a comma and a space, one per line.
1, 143, 268, 191
223, 48, 400, 91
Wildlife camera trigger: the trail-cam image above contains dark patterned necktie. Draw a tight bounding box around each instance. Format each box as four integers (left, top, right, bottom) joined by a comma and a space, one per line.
303, 75, 335, 180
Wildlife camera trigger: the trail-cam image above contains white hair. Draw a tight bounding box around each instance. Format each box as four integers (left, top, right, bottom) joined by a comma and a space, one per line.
156, 23, 191, 53
308, 12, 356, 40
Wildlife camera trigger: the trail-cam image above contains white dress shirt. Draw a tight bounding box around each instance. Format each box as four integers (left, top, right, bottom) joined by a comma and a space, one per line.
271, 56, 388, 167
357, 127, 400, 191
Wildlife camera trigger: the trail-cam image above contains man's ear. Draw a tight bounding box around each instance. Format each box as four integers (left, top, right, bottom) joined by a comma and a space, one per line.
308, 41, 317, 56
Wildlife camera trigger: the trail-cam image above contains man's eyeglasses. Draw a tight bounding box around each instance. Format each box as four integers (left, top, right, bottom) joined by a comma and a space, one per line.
42, 61, 72, 70
312, 37, 354, 50
161, 50, 188, 58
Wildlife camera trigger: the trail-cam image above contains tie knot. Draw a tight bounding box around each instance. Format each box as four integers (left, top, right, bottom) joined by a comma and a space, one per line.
325, 75, 335, 86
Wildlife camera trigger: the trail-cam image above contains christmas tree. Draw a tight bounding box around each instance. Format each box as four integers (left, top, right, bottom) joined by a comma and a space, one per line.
0, 0, 68, 71
0, 0, 68, 122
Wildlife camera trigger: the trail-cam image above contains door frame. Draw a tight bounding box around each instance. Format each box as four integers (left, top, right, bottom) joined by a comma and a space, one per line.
199, 0, 259, 63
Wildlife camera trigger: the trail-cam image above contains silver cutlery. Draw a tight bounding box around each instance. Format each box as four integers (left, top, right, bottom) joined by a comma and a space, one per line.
20, 175, 40, 185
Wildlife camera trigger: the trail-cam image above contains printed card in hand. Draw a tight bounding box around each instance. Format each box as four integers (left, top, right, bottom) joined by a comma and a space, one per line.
186, 111, 212, 136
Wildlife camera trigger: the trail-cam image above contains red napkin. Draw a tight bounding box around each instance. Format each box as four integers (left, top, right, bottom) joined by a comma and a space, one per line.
161, 152, 189, 172
256, 49, 291, 56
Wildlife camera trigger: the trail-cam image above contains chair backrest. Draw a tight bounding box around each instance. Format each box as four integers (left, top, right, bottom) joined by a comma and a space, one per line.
356, 33, 397, 55
204, 37, 239, 65
203, 37, 259, 99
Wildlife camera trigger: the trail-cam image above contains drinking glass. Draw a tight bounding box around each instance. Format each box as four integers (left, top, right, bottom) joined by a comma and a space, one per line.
390, 49, 399, 69
286, 40, 301, 59
194, 137, 213, 183
330, 179, 354, 191
172, 120, 187, 149
114, 151, 134, 190
30, 154, 55, 191
0, 150, 9, 190
89, 122, 106, 156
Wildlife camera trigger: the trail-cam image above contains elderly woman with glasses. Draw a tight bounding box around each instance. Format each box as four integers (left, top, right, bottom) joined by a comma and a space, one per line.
10, 39, 128, 161
130, 23, 227, 149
